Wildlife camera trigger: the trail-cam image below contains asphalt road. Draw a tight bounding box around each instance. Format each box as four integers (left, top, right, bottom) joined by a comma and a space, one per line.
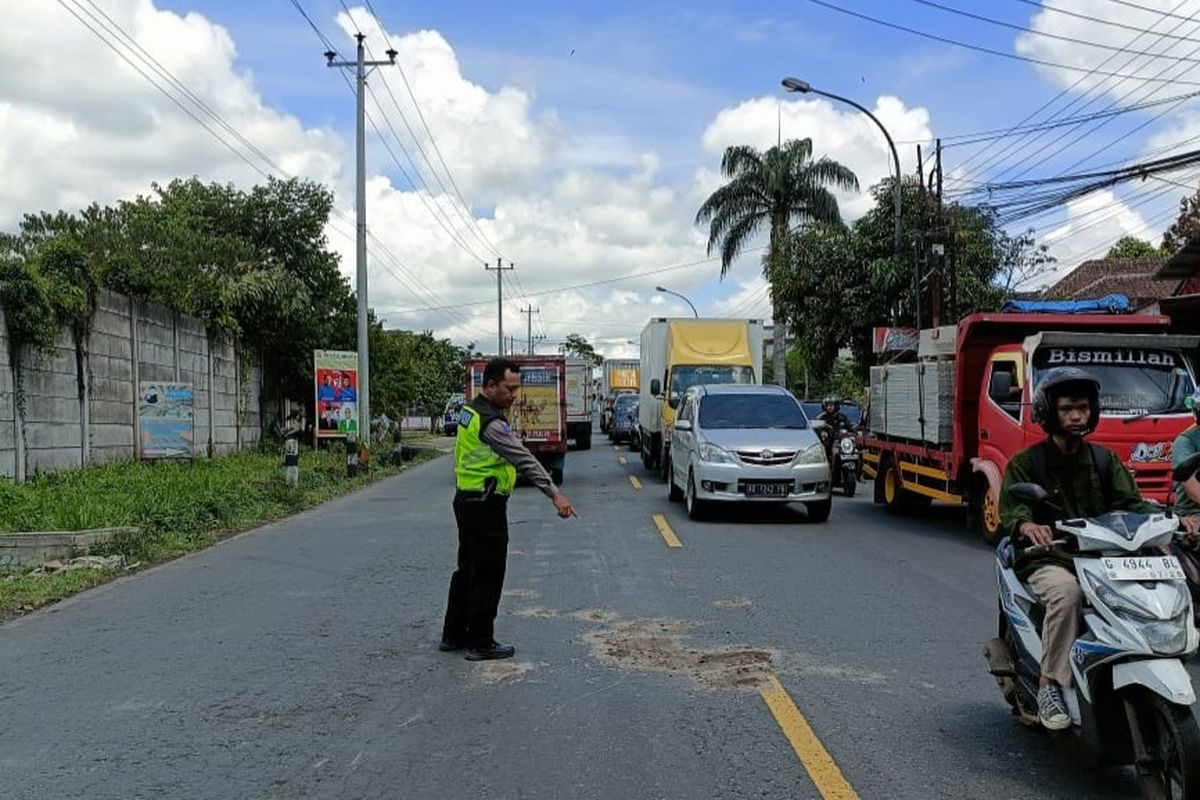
0, 433, 1179, 799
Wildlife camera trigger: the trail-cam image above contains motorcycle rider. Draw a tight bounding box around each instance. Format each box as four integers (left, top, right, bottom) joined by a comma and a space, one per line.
817, 396, 851, 433
1174, 388, 1200, 527
999, 367, 1199, 730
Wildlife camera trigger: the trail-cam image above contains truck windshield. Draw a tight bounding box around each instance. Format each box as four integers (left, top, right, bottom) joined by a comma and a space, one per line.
699, 394, 808, 429
1032, 348, 1196, 415
668, 365, 755, 408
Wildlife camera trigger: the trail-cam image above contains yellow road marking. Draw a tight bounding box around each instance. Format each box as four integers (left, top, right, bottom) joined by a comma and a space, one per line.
760, 675, 859, 800
629, 475, 642, 490
613, 445, 620, 451
651, 514, 682, 548
619, 456, 628, 465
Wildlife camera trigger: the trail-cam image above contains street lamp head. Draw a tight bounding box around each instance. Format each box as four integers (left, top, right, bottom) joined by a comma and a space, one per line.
324, 50, 337, 65
655, 286, 667, 293
781, 77, 812, 93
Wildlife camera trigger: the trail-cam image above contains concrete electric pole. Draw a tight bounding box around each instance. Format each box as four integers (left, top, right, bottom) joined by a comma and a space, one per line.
522, 304, 539, 355
485, 258, 514, 355
327, 35, 396, 454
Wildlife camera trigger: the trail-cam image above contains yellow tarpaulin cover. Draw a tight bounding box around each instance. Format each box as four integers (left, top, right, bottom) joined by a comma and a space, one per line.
666, 321, 753, 365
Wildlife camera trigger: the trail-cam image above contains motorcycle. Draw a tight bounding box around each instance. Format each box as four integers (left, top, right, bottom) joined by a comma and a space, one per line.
1169, 454, 1200, 629
817, 423, 859, 497
985, 458, 1200, 799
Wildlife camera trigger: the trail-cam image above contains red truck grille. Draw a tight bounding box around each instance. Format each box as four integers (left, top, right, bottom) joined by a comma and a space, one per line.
1131, 463, 1174, 503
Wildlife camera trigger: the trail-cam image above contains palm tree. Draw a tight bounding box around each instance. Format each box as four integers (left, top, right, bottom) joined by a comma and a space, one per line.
695, 138, 858, 387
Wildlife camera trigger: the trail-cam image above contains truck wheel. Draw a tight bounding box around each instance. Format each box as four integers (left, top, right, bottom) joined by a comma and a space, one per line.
975, 477, 1004, 546
659, 446, 670, 482
881, 458, 926, 516
578, 425, 592, 450
640, 432, 654, 469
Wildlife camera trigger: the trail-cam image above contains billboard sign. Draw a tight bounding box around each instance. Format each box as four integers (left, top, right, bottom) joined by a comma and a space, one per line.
314, 349, 360, 438
139, 382, 194, 459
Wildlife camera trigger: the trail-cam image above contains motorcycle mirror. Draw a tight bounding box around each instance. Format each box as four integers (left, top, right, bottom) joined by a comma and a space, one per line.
811, 419, 827, 430
1173, 452, 1200, 483
1009, 482, 1049, 505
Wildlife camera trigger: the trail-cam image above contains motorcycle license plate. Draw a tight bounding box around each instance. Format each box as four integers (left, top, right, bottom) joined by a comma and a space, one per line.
742, 481, 790, 497
1101, 555, 1185, 581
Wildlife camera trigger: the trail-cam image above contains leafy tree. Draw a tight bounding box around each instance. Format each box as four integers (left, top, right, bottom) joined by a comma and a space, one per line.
695, 138, 858, 387
1163, 188, 1200, 253
1106, 236, 1161, 259
369, 327, 469, 419
561, 333, 603, 367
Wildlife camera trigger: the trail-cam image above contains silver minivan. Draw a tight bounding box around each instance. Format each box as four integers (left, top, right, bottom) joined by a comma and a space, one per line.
666, 384, 832, 521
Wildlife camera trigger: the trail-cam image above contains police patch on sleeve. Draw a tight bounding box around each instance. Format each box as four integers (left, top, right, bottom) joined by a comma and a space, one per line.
459, 409, 473, 427
499, 421, 513, 435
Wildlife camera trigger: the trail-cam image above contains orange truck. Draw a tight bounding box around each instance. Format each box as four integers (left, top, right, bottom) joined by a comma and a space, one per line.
863, 310, 1199, 544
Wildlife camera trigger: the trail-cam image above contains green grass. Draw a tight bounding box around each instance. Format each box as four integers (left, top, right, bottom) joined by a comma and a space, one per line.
0, 443, 442, 617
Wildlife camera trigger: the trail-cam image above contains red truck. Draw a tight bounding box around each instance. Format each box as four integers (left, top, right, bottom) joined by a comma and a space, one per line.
862, 311, 1199, 544
466, 356, 569, 484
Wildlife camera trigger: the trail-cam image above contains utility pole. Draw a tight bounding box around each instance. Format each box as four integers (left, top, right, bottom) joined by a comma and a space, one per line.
930, 139, 946, 328
327, 36, 396, 452
521, 304, 539, 355
485, 258, 514, 355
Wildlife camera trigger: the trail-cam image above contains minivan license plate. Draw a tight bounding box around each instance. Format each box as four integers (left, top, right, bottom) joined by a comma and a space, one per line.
742, 481, 789, 497
1102, 555, 1184, 581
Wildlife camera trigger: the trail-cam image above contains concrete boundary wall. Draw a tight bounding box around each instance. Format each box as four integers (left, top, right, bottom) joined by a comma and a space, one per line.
0, 289, 262, 481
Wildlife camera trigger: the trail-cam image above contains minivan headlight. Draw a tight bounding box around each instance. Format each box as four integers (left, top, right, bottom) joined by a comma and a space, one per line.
698, 441, 739, 464
794, 442, 827, 465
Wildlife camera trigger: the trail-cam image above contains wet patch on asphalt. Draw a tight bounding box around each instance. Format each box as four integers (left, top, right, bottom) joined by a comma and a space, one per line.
502, 588, 538, 599
510, 607, 557, 619
572, 608, 618, 624
713, 597, 751, 609
475, 661, 535, 684
582, 619, 774, 692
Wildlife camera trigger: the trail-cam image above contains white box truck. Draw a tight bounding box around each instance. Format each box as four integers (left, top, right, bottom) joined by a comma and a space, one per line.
564, 358, 594, 450
638, 318, 765, 477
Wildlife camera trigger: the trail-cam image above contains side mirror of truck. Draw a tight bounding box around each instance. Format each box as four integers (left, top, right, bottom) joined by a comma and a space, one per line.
674, 419, 692, 432
1173, 452, 1200, 483
1009, 482, 1049, 505
650, 379, 661, 397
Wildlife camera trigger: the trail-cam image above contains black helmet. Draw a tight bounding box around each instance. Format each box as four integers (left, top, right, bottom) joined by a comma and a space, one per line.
1032, 367, 1101, 436
822, 395, 840, 410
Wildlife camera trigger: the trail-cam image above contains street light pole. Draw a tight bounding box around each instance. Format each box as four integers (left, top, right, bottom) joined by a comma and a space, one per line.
655, 286, 698, 318
781, 77, 915, 327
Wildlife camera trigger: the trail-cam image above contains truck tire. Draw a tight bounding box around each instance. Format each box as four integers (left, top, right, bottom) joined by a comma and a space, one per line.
578, 424, 592, 450
974, 476, 1004, 546
659, 444, 670, 482
880, 457, 928, 516
640, 430, 654, 469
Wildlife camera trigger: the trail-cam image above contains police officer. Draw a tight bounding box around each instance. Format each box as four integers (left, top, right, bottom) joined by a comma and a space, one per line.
440, 358, 577, 661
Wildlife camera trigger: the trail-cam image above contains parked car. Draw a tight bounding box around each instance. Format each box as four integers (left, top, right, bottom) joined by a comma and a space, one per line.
667, 385, 832, 522
442, 393, 465, 436
609, 394, 639, 443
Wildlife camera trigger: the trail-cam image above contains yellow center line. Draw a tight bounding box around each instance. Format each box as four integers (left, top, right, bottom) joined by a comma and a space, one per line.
759, 675, 859, 800
618, 456, 628, 465
612, 445, 620, 451
628, 475, 642, 491
651, 514, 682, 548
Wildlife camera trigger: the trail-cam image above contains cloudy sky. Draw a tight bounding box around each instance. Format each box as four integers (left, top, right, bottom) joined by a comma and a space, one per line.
3, 0, 1198, 355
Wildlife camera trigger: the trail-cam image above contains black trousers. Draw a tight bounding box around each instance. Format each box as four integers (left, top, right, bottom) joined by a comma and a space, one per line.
442, 492, 509, 648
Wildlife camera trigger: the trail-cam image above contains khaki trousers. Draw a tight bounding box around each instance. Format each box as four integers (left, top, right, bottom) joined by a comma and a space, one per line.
1026, 565, 1082, 687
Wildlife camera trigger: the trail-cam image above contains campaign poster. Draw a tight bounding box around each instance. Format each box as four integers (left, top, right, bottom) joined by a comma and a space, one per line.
139, 382, 194, 459
514, 365, 560, 442
314, 350, 360, 438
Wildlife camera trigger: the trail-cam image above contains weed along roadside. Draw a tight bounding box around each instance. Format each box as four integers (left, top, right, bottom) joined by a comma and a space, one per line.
0, 442, 446, 620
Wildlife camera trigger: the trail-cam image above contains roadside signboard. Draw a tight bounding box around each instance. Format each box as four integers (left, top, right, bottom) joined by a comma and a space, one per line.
314, 349, 360, 439
138, 382, 194, 459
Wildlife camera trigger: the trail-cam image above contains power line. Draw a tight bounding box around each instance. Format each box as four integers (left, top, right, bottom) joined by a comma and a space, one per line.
804, 0, 1200, 86
908, 0, 1200, 63
1011, 0, 1200, 42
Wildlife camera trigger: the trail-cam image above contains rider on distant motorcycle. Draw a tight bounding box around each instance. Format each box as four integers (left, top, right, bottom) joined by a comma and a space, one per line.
999, 368, 1200, 730
817, 396, 851, 434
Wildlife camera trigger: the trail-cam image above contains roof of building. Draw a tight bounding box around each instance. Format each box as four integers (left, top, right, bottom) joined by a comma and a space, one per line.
1044, 257, 1178, 305
1160, 237, 1200, 279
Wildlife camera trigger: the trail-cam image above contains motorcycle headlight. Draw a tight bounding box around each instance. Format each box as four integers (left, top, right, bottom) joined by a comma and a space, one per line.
838, 437, 855, 455
794, 442, 827, 465
1089, 577, 1157, 621
698, 441, 739, 464
1143, 614, 1190, 655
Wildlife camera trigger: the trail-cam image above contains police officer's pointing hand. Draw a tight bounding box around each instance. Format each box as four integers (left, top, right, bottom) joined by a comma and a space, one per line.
552, 492, 577, 519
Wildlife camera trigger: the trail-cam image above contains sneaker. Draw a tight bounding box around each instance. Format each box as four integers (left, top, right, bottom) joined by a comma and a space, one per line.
1038, 685, 1070, 730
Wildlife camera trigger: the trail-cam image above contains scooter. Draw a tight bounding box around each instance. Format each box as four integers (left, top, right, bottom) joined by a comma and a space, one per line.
1169, 455, 1200, 629
985, 454, 1200, 799
833, 429, 859, 498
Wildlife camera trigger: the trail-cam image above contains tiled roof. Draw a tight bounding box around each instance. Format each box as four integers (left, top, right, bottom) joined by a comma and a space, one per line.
1044, 258, 1178, 305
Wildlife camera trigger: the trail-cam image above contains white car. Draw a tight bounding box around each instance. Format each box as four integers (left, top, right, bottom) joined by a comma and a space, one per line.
666, 384, 832, 522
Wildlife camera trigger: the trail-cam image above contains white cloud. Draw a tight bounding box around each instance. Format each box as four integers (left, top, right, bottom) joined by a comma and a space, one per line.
1038, 189, 1154, 282
1015, 0, 1200, 103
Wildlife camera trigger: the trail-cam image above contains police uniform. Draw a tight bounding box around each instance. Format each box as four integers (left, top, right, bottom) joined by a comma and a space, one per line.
441, 394, 559, 651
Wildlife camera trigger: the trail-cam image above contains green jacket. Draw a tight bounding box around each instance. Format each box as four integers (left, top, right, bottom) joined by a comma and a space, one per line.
1174, 425, 1200, 516
454, 395, 517, 496
1000, 438, 1151, 580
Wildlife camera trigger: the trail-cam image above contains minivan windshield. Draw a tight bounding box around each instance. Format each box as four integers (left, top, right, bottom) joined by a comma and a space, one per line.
698, 394, 808, 429
668, 365, 754, 407
1032, 348, 1196, 416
